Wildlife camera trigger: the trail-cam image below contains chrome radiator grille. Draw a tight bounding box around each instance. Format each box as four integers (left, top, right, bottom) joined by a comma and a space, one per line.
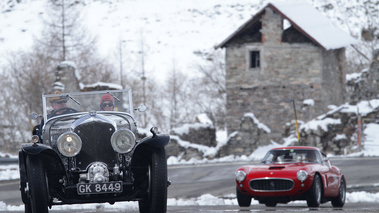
74, 120, 116, 170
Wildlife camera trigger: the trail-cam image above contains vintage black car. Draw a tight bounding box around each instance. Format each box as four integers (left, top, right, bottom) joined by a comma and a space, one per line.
19, 89, 170, 213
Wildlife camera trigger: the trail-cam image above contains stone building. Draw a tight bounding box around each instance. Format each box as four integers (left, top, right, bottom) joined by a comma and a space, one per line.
216, 1, 357, 141
52, 61, 122, 92
53, 61, 80, 92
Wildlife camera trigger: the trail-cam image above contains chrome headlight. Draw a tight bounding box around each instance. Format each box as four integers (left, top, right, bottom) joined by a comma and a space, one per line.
57, 132, 82, 157
235, 170, 246, 182
297, 170, 308, 182
111, 129, 135, 153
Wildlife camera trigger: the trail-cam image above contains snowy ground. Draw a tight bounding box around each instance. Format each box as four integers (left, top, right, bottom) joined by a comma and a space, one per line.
1, 191, 378, 212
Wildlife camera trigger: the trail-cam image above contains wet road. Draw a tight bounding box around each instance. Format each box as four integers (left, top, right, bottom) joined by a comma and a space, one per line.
1, 157, 379, 212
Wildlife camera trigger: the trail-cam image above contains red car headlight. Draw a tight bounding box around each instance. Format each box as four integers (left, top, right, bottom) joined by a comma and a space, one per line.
297, 170, 308, 182
235, 170, 246, 182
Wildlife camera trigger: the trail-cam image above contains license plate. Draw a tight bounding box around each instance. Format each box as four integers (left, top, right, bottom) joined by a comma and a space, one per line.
77, 181, 123, 195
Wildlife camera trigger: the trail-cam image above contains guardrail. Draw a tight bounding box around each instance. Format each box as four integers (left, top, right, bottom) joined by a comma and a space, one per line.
0, 158, 18, 165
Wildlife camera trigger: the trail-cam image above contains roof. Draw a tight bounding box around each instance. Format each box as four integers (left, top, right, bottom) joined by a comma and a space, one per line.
216, 0, 357, 50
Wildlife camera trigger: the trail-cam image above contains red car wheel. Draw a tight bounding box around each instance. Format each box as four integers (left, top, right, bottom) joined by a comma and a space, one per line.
236, 187, 251, 207
306, 174, 322, 207
332, 176, 346, 207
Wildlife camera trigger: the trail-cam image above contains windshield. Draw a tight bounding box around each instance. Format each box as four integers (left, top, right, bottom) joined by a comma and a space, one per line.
261, 149, 322, 164
42, 89, 133, 122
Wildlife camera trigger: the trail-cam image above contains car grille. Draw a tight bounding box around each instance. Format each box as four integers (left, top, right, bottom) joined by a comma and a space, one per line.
74, 120, 116, 170
249, 178, 294, 191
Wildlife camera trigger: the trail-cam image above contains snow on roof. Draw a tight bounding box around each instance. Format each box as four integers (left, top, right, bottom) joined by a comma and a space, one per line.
80, 82, 123, 90
270, 0, 357, 50
217, 0, 357, 50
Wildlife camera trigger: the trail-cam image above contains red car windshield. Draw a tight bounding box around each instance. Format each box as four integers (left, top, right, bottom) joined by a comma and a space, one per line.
261, 149, 322, 164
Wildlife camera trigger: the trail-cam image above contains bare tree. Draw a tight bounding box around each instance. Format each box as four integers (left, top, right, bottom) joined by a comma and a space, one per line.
37, 0, 117, 84
164, 61, 193, 129
0, 44, 56, 151
189, 49, 226, 129
0, 0, 119, 152
312, 0, 379, 72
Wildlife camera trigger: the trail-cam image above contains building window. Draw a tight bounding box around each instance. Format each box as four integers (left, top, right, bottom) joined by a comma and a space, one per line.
249, 51, 260, 68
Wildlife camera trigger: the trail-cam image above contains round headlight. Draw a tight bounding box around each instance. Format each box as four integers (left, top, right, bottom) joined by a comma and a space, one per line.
235, 170, 246, 182
57, 132, 82, 157
111, 129, 136, 153
297, 170, 308, 182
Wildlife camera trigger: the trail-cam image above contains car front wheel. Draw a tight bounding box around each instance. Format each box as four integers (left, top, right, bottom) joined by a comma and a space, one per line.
236, 186, 251, 207
306, 174, 322, 207
24, 203, 32, 213
26, 156, 49, 213
265, 201, 277, 207
138, 147, 168, 213
331, 176, 346, 207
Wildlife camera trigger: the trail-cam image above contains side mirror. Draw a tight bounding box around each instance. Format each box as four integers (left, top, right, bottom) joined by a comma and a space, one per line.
29, 112, 41, 120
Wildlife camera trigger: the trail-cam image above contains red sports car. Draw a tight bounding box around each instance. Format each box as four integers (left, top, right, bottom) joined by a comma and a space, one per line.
235, 146, 346, 207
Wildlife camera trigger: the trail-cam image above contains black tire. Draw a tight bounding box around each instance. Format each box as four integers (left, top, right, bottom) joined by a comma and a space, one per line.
265, 201, 277, 207
236, 186, 251, 207
331, 176, 346, 207
138, 147, 168, 213
306, 174, 322, 207
26, 156, 49, 213
20, 182, 29, 205
24, 203, 32, 213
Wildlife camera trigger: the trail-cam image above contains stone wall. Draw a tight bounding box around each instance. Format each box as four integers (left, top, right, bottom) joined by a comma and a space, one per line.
368, 49, 379, 91
298, 109, 358, 155
162, 49, 379, 159
218, 113, 271, 157
347, 50, 379, 104
165, 123, 217, 161
170, 123, 216, 147
321, 49, 347, 105
224, 8, 347, 142
54, 61, 80, 92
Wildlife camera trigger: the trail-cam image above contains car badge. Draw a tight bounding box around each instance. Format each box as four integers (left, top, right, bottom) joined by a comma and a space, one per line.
270, 172, 274, 175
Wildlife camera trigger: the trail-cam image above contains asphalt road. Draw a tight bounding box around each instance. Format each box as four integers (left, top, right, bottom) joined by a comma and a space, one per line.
1, 157, 379, 212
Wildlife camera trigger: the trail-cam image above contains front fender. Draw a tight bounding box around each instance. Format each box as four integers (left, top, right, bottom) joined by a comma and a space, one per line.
137, 134, 170, 148
21, 142, 54, 155
131, 134, 170, 174
19, 143, 66, 178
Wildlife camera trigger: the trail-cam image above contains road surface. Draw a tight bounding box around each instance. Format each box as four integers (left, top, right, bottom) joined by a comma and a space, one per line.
1, 157, 379, 212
